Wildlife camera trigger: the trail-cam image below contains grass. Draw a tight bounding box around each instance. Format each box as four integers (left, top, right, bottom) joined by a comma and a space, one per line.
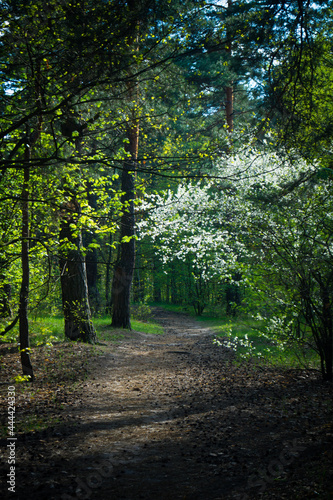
0, 311, 164, 348
0, 316, 65, 346
149, 302, 320, 372
14, 414, 62, 435
151, 302, 195, 316
29, 317, 65, 345
94, 315, 164, 340
0, 302, 319, 372
0, 309, 164, 437
131, 319, 164, 335
197, 311, 320, 371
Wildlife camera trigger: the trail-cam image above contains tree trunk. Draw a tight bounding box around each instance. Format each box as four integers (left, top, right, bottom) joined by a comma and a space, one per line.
225, 0, 234, 134
83, 191, 100, 314
111, 1, 139, 329
18, 62, 45, 380
104, 233, 113, 315
111, 144, 136, 328
320, 282, 332, 381
153, 256, 162, 303
85, 244, 99, 313
0, 279, 12, 318
170, 262, 178, 304
225, 85, 234, 133
19, 149, 34, 381
59, 200, 96, 343
133, 241, 145, 303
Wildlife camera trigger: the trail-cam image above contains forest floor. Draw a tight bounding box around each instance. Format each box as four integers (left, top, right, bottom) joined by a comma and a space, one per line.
0, 307, 333, 500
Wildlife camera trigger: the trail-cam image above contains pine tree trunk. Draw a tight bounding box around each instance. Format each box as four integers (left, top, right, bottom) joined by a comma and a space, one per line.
59, 200, 96, 343
83, 189, 100, 314
225, 0, 234, 134
153, 256, 162, 303
225, 85, 234, 133
111, 9, 139, 329
320, 282, 332, 381
104, 233, 113, 315
19, 151, 34, 381
85, 243, 99, 313
0, 279, 12, 318
111, 154, 136, 328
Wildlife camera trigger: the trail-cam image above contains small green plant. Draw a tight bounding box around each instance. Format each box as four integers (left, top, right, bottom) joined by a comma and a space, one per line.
14, 374, 32, 383
132, 296, 152, 322
195, 309, 320, 370
29, 317, 64, 346
213, 322, 258, 359
15, 414, 61, 435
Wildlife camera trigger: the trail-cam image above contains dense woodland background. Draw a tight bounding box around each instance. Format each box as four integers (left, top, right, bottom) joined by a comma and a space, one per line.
1, 0, 333, 381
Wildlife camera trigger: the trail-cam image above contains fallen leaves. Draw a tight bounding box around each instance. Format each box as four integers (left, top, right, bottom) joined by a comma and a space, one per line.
0, 341, 95, 437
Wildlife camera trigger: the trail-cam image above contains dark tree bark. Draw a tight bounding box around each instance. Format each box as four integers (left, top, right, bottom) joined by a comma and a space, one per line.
302, 274, 333, 382
104, 233, 114, 315
153, 255, 162, 303
225, 0, 234, 134
133, 242, 145, 303
19, 147, 34, 381
111, 0, 139, 329
321, 284, 332, 382
225, 84, 234, 133
224, 0, 239, 315
18, 60, 45, 380
111, 152, 136, 329
83, 191, 100, 314
0, 281, 12, 318
59, 200, 96, 343
85, 243, 99, 313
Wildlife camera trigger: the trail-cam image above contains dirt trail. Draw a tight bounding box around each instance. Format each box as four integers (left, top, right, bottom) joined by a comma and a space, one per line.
1, 308, 333, 500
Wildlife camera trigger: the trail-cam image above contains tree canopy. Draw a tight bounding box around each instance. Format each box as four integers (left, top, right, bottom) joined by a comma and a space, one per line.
1, 0, 333, 380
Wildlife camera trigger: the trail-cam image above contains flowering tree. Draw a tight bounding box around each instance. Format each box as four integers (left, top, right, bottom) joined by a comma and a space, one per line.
242, 168, 333, 381
137, 181, 245, 314
139, 146, 333, 380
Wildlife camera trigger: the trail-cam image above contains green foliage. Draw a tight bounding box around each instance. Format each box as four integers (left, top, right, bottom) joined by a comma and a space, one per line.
29, 318, 64, 346
131, 320, 164, 335
14, 374, 32, 383
197, 311, 320, 370
138, 145, 333, 379
131, 298, 152, 322
0, 316, 64, 346
1, 0, 333, 378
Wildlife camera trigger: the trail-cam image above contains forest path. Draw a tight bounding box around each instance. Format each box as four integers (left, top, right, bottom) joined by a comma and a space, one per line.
4, 308, 333, 500
64, 307, 234, 499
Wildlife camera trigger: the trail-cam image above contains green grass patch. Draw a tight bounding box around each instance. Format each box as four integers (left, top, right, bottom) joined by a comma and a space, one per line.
29, 317, 65, 345
1, 313, 163, 348
132, 319, 164, 335
157, 304, 320, 371
0, 316, 64, 346
196, 312, 320, 370
93, 315, 164, 339
15, 414, 62, 436
150, 302, 195, 316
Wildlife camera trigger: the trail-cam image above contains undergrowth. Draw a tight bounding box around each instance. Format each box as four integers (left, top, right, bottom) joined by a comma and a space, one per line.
0, 310, 163, 349
150, 302, 321, 373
